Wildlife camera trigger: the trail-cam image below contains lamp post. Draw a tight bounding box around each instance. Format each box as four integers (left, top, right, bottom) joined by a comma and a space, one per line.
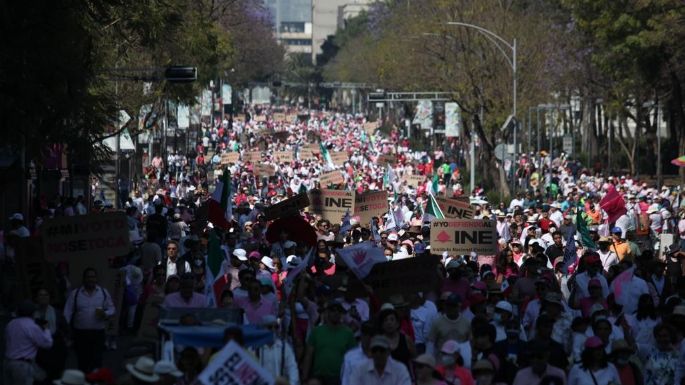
446, 22, 517, 193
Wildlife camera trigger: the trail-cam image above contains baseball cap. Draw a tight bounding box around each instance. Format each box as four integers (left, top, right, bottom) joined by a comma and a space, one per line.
495, 300, 513, 314
611, 226, 622, 234
440, 339, 461, 355
232, 248, 247, 261
584, 335, 603, 349
387, 233, 398, 242
369, 335, 391, 350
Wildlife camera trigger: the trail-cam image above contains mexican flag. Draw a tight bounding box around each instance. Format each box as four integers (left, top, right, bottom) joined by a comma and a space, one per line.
204, 230, 229, 306
576, 207, 597, 249
208, 170, 233, 229
319, 142, 334, 168
424, 193, 445, 221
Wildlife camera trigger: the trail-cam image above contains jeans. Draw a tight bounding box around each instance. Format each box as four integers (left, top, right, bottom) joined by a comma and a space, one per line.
3, 359, 34, 385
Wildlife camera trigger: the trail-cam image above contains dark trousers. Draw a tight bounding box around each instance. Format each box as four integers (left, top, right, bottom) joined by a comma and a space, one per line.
72, 328, 105, 373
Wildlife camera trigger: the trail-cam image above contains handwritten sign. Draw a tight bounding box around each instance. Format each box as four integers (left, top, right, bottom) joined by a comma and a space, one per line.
263, 193, 310, 220
273, 151, 294, 163
319, 171, 345, 187
402, 174, 425, 187
330, 151, 349, 166
363, 121, 379, 134
354, 191, 388, 225
272, 113, 286, 122
430, 219, 497, 255
435, 197, 476, 219
220, 152, 240, 165
308, 189, 355, 223
377, 154, 397, 165
42, 212, 130, 260
299, 144, 319, 160
243, 151, 261, 163
254, 164, 276, 177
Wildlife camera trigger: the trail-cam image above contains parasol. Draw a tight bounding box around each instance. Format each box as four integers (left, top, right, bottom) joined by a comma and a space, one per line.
670, 155, 685, 167
265, 215, 317, 247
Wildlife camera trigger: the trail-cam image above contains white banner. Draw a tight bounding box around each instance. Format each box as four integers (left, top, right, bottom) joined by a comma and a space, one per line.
445, 102, 460, 137
177, 104, 190, 130
413, 100, 433, 130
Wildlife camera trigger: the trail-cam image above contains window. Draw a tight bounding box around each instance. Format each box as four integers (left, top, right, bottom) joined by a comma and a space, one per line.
280, 22, 305, 33
284, 39, 311, 46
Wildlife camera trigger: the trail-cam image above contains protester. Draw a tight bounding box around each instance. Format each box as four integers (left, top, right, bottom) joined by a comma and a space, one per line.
347, 335, 411, 385
3, 300, 53, 385
64, 268, 115, 373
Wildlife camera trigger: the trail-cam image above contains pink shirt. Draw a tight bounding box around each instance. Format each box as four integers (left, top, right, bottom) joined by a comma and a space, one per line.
4, 317, 53, 360
163, 292, 208, 308
234, 296, 278, 324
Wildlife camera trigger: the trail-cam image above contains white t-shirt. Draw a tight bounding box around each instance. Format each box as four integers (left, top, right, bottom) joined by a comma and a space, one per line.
567, 363, 620, 385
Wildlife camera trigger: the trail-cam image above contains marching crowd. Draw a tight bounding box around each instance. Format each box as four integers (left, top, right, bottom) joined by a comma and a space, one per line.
4, 108, 685, 385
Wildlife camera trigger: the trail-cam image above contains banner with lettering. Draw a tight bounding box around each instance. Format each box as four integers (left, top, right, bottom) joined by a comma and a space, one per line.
429, 219, 497, 255
197, 341, 274, 385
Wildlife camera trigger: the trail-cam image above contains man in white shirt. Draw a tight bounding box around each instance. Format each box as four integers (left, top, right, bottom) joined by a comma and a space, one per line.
165, 240, 190, 279
341, 322, 374, 385
597, 237, 618, 273
409, 293, 437, 354
348, 335, 411, 385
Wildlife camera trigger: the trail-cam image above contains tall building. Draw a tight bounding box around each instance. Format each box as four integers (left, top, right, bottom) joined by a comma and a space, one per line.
263, 0, 313, 55
312, 0, 374, 64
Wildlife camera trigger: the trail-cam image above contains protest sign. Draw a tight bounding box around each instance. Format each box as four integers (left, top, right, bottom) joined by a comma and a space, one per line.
430, 219, 497, 255
263, 193, 310, 220
286, 114, 298, 122
254, 115, 267, 122
402, 174, 424, 187
197, 341, 274, 385
220, 152, 240, 165
354, 191, 388, 225
299, 144, 319, 159
272, 112, 286, 122
363, 121, 378, 134
42, 212, 129, 260
254, 164, 276, 177
308, 189, 355, 223
244, 151, 261, 163
377, 154, 397, 165
360, 255, 441, 300
435, 196, 476, 219
330, 151, 349, 166
273, 151, 294, 163
319, 170, 344, 187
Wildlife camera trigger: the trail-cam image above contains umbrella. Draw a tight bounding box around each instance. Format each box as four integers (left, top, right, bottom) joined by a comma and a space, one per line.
671, 155, 685, 167
265, 215, 317, 247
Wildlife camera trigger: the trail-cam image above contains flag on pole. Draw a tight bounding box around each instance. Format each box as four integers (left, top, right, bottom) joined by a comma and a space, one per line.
576, 208, 597, 249
432, 174, 440, 195
283, 248, 314, 297
204, 230, 229, 306
208, 170, 233, 229
319, 142, 334, 168
424, 194, 445, 221
371, 219, 381, 243
336, 241, 387, 279
339, 210, 352, 234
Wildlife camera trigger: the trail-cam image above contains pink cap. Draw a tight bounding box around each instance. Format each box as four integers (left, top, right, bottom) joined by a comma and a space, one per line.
248, 251, 261, 259
584, 336, 603, 349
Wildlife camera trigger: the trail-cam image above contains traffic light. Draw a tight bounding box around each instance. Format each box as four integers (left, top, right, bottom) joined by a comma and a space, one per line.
164, 66, 197, 83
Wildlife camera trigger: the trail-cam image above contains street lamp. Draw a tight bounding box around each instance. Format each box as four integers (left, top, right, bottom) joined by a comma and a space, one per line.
445, 22, 517, 193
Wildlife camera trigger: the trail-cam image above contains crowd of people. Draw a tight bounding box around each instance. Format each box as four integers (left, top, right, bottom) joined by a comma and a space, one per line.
3, 107, 685, 385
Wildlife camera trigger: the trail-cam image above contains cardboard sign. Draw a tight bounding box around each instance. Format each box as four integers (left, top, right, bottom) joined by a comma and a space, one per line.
330, 151, 349, 166
308, 189, 355, 223
273, 151, 294, 163
363, 255, 441, 300
430, 219, 497, 255
42, 212, 130, 260
254, 163, 276, 177
272, 112, 286, 122
286, 114, 298, 122
244, 151, 261, 163
402, 174, 425, 187
435, 197, 476, 219
198, 340, 275, 385
319, 170, 345, 187
363, 121, 379, 134
254, 115, 267, 122
220, 152, 240, 165
263, 193, 310, 221
354, 191, 388, 225
378, 154, 397, 165
299, 144, 319, 159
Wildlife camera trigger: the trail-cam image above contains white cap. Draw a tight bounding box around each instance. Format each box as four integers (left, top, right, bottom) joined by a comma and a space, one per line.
495, 300, 513, 313
283, 240, 297, 248
9, 213, 23, 221
286, 255, 302, 269
232, 248, 247, 261
260, 256, 274, 270
387, 233, 399, 241
154, 360, 183, 378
